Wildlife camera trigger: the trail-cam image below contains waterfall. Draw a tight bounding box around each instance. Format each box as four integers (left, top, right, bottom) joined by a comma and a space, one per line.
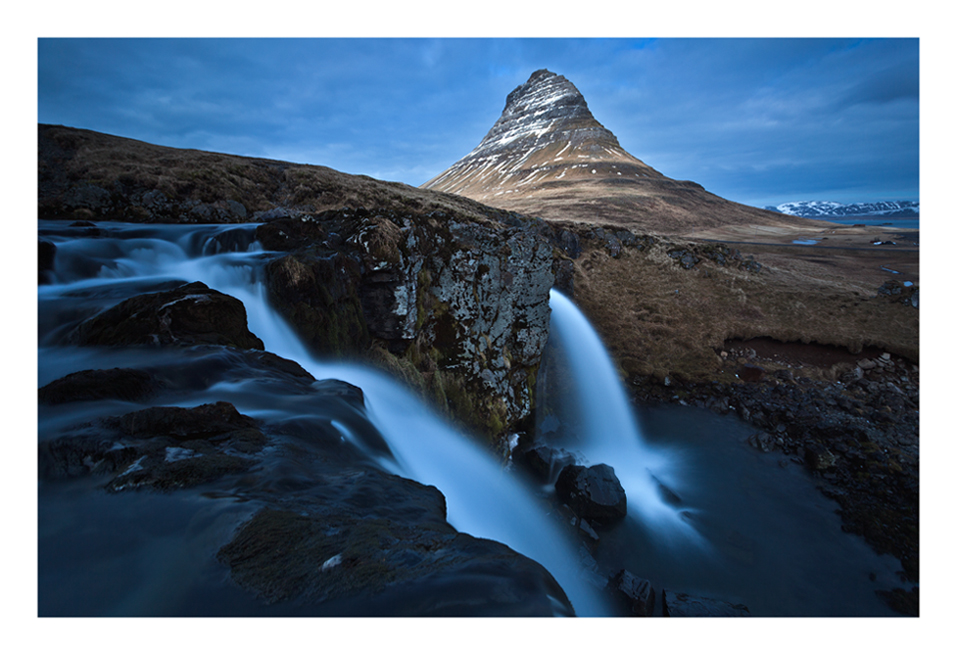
38, 221, 610, 617
213, 271, 612, 616
39, 221, 909, 617
543, 289, 705, 547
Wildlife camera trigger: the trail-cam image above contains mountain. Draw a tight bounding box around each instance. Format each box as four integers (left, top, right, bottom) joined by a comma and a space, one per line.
422, 69, 813, 235
765, 200, 919, 219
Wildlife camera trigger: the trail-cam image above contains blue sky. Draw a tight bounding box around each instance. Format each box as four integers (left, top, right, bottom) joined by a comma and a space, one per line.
37, 37, 919, 208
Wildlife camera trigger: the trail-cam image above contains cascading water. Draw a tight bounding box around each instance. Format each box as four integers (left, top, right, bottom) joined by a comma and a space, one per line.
38, 221, 908, 617
38, 221, 610, 617
541, 290, 705, 549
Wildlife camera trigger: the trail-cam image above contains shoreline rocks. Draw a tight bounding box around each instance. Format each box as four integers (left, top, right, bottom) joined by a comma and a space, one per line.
628, 348, 919, 594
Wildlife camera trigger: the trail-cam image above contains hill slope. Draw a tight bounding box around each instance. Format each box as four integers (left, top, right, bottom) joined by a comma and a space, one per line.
38, 124, 520, 226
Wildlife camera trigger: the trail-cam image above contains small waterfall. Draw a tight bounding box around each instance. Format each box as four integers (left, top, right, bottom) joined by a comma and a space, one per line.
38, 221, 610, 616
214, 270, 611, 617
543, 289, 704, 546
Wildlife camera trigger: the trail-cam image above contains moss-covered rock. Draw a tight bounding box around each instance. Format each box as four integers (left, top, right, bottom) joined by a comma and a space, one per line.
259, 207, 555, 442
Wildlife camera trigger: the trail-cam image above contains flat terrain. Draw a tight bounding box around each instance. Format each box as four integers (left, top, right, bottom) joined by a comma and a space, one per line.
568, 222, 919, 386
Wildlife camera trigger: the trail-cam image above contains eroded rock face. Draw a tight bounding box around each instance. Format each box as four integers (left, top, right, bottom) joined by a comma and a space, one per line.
258, 207, 555, 440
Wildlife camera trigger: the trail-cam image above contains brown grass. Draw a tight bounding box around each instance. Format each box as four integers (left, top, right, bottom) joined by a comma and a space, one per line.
570, 230, 919, 385
39, 124, 511, 225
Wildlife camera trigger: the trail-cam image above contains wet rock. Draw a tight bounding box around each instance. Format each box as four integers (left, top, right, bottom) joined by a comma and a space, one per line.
556, 229, 582, 259
662, 589, 750, 617
39, 239, 56, 284
748, 431, 776, 453
552, 258, 575, 296
521, 444, 577, 482
555, 463, 627, 525
39, 401, 266, 489
106, 447, 254, 492
804, 442, 837, 470
263, 251, 370, 356
66, 281, 264, 350
609, 569, 655, 617
38, 436, 140, 480
103, 401, 260, 442
38, 367, 163, 404
217, 472, 574, 617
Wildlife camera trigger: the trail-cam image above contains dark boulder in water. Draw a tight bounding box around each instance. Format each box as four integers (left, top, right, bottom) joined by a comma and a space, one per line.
555, 463, 627, 525
38, 367, 163, 404
103, 400, 261, 442
520, 443, 578, 482
609, 569, 656, 617
39, 401, 266, 490
66, 281, 264, 350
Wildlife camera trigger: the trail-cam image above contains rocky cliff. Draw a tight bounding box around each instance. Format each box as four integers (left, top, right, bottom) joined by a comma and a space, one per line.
422, 69, 816, 235
255, 206, 557, 441
37, 124, 576, 443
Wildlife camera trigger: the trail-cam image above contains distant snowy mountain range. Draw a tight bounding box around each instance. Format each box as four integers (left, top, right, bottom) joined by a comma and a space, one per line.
764, 200, 919, 218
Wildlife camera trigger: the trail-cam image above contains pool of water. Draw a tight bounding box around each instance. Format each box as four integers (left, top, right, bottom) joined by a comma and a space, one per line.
588, 404, 905, 616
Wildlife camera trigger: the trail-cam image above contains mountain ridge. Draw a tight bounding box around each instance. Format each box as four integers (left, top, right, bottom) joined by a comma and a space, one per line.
423, 69, 819, 235
765, 200, 919, 219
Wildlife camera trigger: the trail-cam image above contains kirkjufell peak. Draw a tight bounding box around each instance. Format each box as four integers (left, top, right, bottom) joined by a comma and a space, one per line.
423, 69, 663, 202
423, 70, 807, 235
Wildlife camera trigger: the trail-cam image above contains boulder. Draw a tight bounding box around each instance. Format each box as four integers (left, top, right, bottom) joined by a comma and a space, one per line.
804, 441, 837, 470
609, 569, 655, 617
38, 401, 266, 489
38, 367, 163, 404
66, 281, 264, 350
521, 443, 577, 482
103, 400, 260, 441
555, 463, 627, 525
662, 589, 750, 617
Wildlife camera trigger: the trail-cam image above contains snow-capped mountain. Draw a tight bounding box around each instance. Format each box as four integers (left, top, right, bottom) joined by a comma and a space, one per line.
422, 69, 812, 234
765, 201, 919, 218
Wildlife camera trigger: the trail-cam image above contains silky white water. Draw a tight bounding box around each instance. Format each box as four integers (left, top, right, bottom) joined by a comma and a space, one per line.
39, 222, 610, 616
544, 290, 705, 548
39, 221, 909, 617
